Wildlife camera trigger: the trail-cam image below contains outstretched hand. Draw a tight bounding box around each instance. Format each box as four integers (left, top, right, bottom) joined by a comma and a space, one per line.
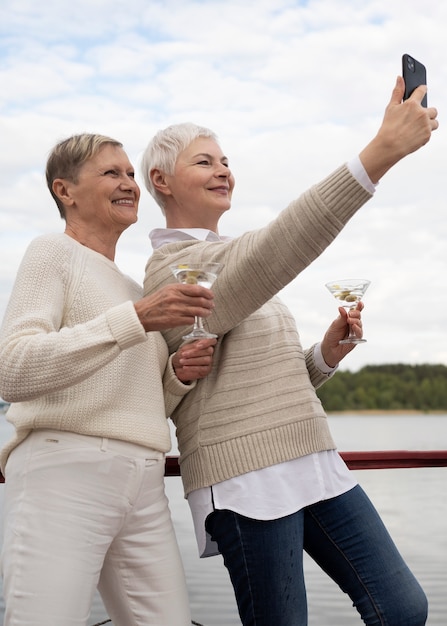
320, 302, 364, 368
359, 76, 438, 184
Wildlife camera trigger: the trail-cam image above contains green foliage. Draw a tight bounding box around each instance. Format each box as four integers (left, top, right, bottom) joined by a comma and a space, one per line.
316, 364, 447, 411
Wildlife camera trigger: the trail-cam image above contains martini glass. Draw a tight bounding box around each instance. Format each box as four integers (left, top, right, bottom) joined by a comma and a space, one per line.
325, 278, 370, 344
170, 262, 223, 340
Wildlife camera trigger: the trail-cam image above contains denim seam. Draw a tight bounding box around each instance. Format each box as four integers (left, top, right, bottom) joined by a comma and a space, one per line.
306, 507, 385, 626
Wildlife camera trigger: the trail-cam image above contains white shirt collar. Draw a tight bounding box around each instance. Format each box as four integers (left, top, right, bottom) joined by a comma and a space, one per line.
149, 228, 231, 250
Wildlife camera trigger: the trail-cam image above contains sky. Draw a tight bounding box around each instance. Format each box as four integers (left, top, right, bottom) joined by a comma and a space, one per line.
1, 0, 446, 372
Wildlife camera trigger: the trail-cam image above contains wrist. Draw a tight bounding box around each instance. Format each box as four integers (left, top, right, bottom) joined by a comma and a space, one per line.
359, 137, 402, 184
316, 342, 338, 371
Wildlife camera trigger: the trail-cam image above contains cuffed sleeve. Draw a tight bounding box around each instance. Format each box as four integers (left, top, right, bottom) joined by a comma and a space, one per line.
163, 354, 197, 417
105, 301, 148, 349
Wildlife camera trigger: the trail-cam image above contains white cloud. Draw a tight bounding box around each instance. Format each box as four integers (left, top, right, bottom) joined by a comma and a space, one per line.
1, 0, 446, 370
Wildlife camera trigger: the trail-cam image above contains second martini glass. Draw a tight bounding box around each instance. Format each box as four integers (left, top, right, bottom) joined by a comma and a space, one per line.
170, 262, 222, 340
325, 278, 370, 344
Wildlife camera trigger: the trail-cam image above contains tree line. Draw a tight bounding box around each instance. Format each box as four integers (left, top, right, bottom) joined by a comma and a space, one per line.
1, 363, 446, 413
316, 363, 447, 412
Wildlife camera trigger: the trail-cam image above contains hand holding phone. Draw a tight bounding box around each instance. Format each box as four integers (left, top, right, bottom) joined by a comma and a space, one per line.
402, 54, 427, 107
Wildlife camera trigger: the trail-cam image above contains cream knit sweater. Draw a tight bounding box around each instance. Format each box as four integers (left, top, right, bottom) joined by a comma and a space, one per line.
0, 233, 193, 473
143, 165, 372, 495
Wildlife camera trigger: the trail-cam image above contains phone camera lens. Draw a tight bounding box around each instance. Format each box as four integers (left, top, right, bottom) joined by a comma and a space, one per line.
407, 58, 415, 72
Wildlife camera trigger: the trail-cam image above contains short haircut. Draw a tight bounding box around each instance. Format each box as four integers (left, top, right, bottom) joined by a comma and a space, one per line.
141, 122, 218, 213
46, 133, 122, 219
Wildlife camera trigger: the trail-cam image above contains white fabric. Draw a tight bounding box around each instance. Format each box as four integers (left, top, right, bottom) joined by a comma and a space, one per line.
189, 451, 357, 557
347, 155, 377, 193
1, 430, 191, 626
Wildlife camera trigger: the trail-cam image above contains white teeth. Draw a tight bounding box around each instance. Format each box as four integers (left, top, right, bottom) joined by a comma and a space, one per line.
113, 199, 133, 205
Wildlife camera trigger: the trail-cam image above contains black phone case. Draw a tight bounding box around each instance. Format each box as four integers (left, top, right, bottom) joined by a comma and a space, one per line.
402, 54, 427, 107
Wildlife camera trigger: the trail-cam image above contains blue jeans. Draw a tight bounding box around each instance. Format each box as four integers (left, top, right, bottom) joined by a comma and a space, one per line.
205, 485, 428, 626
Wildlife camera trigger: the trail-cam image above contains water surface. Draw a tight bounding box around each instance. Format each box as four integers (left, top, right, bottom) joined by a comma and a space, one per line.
0, 412, 446, 625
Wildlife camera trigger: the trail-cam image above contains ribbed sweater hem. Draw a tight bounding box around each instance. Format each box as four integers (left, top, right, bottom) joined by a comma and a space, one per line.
180, 416, 336, 496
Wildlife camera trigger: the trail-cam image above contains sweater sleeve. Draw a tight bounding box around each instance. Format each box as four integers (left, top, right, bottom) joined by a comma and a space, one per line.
0, 236, 147, 402
162, 354, 197, 417
144, 164, 372, 349
304, 346, 334, 389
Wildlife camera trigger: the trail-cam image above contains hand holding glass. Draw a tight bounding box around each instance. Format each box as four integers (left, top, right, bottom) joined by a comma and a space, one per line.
170, 263, 222, 340
325, 279, 370, 344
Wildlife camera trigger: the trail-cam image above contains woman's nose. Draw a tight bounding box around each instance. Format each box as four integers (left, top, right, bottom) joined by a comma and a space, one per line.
121, 174, 140, 191
216, 163, 230, 177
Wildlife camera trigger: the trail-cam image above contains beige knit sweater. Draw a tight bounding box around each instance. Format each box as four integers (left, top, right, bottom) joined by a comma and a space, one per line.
0, 233, 194, 473
143, 165, 372, 495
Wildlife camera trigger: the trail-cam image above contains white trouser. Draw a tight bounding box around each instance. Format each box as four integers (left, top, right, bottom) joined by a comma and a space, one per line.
1, 429, 191, 626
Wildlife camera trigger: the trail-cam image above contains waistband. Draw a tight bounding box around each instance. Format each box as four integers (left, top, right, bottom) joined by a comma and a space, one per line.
30, 429, 164, 460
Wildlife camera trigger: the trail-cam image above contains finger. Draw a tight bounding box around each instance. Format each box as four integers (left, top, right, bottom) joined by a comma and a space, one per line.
179, 354, 214, 366
338, 306, 347, 319
352, 323, 363, 338
185, 296, 215, 311
348, 309, 362, 320
390, 75, 405, 105
184, 338, 217, 350
177, 364, 212, 379
428, 108, 439, 130
409, 84, 428, 105
178, 284, 215, 300
174, 347, 214, 363
428, 106, 438, 120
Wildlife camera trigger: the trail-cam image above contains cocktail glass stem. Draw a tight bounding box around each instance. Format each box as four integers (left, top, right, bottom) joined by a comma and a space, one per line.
187, 313, 217, 339
340, 306, 366, 345
193, 315, 206, 335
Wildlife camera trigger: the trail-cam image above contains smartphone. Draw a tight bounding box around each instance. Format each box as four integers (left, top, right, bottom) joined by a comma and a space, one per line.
402, 54, 427, 107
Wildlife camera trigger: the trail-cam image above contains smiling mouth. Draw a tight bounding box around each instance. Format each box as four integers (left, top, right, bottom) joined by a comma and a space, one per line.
113, 198, 135, 206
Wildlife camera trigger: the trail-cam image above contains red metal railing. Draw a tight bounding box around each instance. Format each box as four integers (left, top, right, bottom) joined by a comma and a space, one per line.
0, 450, 446, 483
338, 450, 447, 470
165, 450, 447, 475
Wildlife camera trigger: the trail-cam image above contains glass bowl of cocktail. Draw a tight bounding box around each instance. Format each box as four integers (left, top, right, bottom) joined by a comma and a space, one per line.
170, 263, 223, 340
325, 278, 370, 344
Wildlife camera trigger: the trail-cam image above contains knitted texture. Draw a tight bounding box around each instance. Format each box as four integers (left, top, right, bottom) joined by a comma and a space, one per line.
0, 233, 192, 472
144, 165, 372, 494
